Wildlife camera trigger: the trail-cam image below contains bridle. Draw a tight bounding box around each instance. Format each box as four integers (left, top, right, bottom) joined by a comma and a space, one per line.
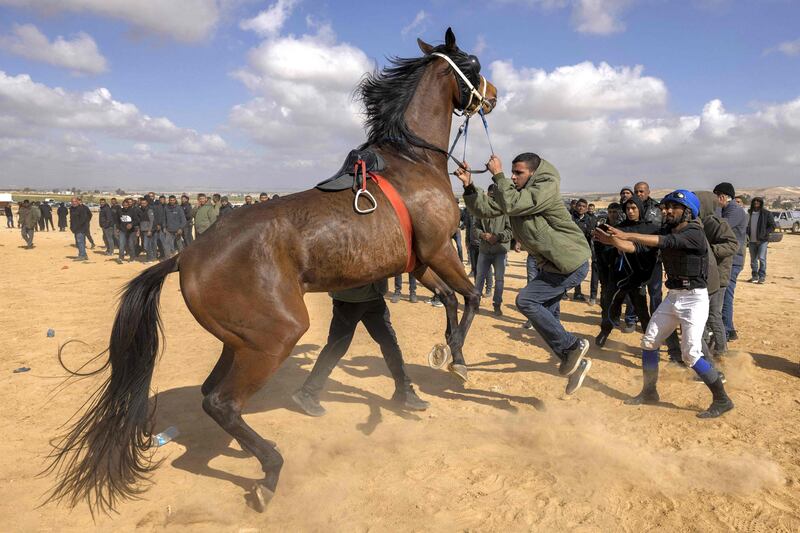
430, 52, 496, 175
431, 52, 489, 117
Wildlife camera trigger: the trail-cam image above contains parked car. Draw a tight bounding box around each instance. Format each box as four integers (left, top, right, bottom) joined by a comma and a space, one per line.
773, 210, 800, 233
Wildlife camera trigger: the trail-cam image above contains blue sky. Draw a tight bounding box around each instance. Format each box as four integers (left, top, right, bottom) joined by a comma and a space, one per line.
1, 0, 799, 192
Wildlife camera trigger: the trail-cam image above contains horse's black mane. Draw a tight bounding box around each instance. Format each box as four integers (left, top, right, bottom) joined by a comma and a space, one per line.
357, 44, 478, 158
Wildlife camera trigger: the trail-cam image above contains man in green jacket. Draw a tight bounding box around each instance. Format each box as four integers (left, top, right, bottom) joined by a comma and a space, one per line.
457, 153, 593, 395
18, 200, 40, 249
473, 184, 513, 316
193, 193, 218, 235
292, 279, 429, 416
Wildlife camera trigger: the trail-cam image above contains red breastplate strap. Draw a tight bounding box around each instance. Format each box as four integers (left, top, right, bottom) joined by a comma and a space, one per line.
369, 173, 416, 273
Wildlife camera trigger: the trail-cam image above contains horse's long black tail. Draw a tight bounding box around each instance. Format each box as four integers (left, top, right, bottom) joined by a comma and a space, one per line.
45, 254, 180, 514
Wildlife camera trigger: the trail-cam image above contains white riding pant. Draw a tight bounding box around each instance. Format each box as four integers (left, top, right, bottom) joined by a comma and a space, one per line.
641, 288, 709, 366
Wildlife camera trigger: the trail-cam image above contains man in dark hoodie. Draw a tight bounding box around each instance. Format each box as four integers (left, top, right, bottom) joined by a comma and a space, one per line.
713, 182, 747, 341
116, 197, 140, 263
746, 197, 775, 284
595, 196, 659, 347
595, 202, 623, 335
291, 279, 429, 417
39, 201, 54, 231
595, 190, 734, 419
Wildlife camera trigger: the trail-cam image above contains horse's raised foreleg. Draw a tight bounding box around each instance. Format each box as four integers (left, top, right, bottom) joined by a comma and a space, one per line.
420, 243, 480, 381
201, 296, 309, 512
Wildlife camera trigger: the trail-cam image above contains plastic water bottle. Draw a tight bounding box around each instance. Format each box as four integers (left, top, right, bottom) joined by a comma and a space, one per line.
153, 426, 179, 447
46, 329, 55, 337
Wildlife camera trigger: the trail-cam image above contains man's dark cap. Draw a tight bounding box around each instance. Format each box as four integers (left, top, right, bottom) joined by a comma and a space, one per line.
713, 182, 735, 198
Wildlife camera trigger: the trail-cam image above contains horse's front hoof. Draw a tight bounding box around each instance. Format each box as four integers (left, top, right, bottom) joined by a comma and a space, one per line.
427, 343, 452, 369
251, 482, 275, 513
448, 363, 468, 382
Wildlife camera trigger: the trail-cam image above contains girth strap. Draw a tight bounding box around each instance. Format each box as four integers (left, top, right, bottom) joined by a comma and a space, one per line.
370, 173, 416, 273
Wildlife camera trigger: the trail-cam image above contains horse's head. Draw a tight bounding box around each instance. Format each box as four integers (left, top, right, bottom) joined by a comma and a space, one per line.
418, 28, 497, 117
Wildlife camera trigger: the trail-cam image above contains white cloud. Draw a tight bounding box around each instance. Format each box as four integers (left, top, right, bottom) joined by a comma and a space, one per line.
239, 0, 298, 37
571, 0, 630, 35
401, 10, 429, 37
477, 59, 800, 190
473, 34, 488, 55
765, 38, 800, 57
229, 25, 372, 163
490, 60, 667, 120
0, 0, 220, 43
0, 70, 236, 188
0, 24, 108, 75
498, 0, 632, 35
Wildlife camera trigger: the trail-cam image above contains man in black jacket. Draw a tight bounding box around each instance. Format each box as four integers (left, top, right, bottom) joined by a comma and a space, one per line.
4, 204, 12, 228
69, 197, 92, 261
109, 197, 122, 248
98, 198, 115, 256
152, 194, 168, 259
57, 202, 68, 231
595, 196, 659, 347
116, 198, 140, 263
634, 181, 664, 314
40, 201, 54, 231
571, 198, 597, 303
746, 197, 775, 284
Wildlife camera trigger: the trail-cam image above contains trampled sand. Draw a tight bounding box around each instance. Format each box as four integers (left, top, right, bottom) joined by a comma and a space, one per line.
1, 215, 798, 532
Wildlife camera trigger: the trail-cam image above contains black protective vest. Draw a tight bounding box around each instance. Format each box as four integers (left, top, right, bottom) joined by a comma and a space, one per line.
661, 224, 709, 290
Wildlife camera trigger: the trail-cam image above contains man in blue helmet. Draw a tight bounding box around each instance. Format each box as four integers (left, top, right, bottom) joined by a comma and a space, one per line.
594, 190, 734, 419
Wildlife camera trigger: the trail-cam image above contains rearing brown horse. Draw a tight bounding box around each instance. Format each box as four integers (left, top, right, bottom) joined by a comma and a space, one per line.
47, 28, 497, 513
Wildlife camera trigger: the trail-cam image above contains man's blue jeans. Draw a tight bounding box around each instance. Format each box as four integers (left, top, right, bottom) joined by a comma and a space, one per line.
476, 251, 506, 307
394, 274, 416, 294
749, 241, 768, 280
143, 232, 156, 261
722, 262, 743, 334
118, 232, 136, 260
74, 232, 87, 259
516, 261, 589, 360
526, 253, 538, 282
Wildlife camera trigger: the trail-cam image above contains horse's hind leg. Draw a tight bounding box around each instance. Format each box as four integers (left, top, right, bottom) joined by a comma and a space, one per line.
201, 344, 234, 396
414, 266, 460, 360
201, 300, 309, 512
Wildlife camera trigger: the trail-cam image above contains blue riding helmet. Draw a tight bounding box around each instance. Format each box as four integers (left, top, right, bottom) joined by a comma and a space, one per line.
660, 189, 700, 219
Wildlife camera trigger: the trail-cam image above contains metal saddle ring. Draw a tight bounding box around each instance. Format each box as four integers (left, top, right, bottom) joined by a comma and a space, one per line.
354, 188, 377, 214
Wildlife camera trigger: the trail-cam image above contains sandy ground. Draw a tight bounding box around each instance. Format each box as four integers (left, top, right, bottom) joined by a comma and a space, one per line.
1, 215, 799, 532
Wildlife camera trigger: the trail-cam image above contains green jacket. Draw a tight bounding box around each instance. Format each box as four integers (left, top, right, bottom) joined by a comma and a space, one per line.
471, 213, 513, 255
331, 279, 389, 303
193, 204, 218, 234
464, 159, 591, 274
19, 205, 41, 229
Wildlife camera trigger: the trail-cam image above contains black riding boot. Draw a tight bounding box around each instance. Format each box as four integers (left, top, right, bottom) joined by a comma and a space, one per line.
625, 367, 660, 405
392, 383, 429, 411
697, 377, 734, 419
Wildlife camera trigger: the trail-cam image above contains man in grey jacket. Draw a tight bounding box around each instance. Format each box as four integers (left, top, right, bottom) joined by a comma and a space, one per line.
163, 195, 187, 256
713, 182, 747, 342
473, 184, 513, 315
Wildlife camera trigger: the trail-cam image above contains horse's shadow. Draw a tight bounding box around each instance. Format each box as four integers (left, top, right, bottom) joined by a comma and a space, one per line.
152, 342, 547, 493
